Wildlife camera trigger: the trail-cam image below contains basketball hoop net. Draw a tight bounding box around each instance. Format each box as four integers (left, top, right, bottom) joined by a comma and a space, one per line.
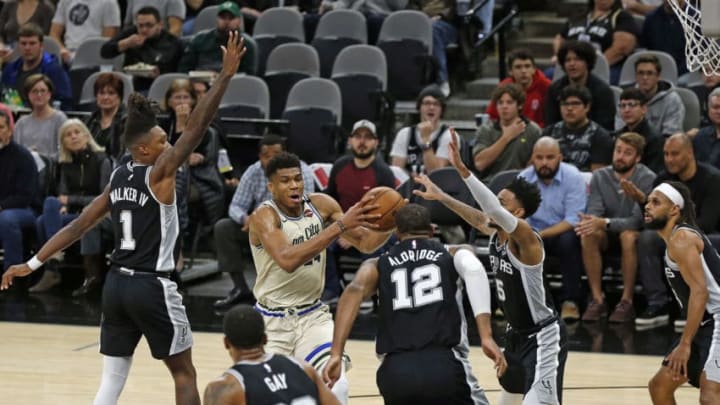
668, 0, 720, 75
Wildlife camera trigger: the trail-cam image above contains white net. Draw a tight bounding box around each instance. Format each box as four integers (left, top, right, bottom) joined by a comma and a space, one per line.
668, 0, 720, 75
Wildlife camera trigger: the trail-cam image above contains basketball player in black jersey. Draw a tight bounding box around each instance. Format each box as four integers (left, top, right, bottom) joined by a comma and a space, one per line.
1, 31, 247, 405
204, 305, 340, 405
324, 203, 506, 405
412, 129, 567, 405
644, 181, 720, 405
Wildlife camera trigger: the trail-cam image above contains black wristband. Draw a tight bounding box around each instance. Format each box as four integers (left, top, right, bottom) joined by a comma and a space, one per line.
336, 220, 346, 233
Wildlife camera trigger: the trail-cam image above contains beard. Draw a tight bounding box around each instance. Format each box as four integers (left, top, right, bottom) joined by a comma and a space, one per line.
644, 215, 668, 230
536, 164, 559, 180
612, 161, 634, 174
352, 147, 375, 160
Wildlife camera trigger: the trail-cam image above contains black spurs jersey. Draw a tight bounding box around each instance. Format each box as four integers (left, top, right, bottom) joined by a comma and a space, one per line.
376, 238, 464, 355
225, 353, 319, 405
109, 162, 179, 273
664, 224, 720, 317
489, 233, 555, 332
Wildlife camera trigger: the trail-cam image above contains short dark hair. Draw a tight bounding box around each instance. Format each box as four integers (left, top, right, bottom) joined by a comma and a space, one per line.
395, 203, 432, 234
634, 54, 662, 74
507, 49, 536, 68
619, 87, 647, 104
124, 93, 158, 146
665, 181, 697, 227
265, 152, 301, 178
23, 74, 54, 100
558, 40, 596, 71
558, 84, 592, 106
505, 177, 541, 218
94, 72, 124, 99
491, 83, 526, 106
223, 305, 265, 349
259, 134, 286, 151
137, 6, 161, 22
17, 23, 44, 42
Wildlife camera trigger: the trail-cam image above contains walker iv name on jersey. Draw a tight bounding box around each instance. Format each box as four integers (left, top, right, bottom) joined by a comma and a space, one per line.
110, 187, 150, 206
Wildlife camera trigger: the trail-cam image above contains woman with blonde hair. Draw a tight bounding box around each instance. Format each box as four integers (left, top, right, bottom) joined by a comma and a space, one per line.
30, 119, 112, 295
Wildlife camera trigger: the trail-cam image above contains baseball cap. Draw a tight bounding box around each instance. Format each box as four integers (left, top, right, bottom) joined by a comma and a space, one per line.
351, 119, 377, 137
218, 1, 241, 17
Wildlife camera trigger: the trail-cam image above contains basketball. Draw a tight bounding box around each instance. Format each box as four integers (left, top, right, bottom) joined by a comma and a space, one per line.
361, 186, 406, 232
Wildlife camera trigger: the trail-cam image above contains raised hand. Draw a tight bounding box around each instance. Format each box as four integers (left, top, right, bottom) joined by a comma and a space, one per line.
220, 31, 246, 77
448, 127, 470, 178
412, 174, 446, 201
1, 264, 33, 290
339, 192, 380, 230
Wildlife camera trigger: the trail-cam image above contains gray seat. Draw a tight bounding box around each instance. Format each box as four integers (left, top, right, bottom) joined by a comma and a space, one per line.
79, 71, 134, 105
147, 73, 189, 104
619, 51, 679, 86
312, 10, 367, 78
193, 5, 222, 35
675, 87, 701, 131
220, 74, 270, 119
610, 85, 622, 107
285, 78, 341, 123
378, 10, 432, 53
553, 51, 610, 83
331, 44, 386, 89
71, 37, 124, 70
684, 70, 705, 88
253, 7, 305, 76
265, 43, 319, 118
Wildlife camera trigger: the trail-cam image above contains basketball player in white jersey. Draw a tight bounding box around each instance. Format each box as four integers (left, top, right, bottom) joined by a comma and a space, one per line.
1, 31, 246, 405
248, 151, 392, 404
644, 181, 720, 404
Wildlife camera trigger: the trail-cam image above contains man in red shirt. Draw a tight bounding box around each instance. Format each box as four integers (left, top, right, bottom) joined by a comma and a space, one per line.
486, 50, 551, 128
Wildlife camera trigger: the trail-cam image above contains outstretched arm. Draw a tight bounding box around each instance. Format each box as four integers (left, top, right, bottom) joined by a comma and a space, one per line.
1, 187, 111, 289
323, 258, 379, 387
151, 32, 246, 181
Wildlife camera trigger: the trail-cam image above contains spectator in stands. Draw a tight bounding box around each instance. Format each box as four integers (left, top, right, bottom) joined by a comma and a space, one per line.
519, 136, 588, 321
190, 77, 209, 100
641, 0, 689, 78
183, 0, 218, 36
84, 72, 127, 162
319, 0, 408, 45
29, 119, 112, 294
625, 133, 720, 328
542, 85, 614, 172
622, 0, 664, 16
473, 83, 541, 180
0, 108, 38, 275
554, 0, 638, 84
692, 87, 720, 169
49, 0, 121, 65
390, 85, 452, 175
323, 119, 395, 299
178, 2, 257, 76
576, 132, 656, 323
615, 87, 664, 173
616, 53, 685, 137
162, 78, 225, 226
124, 0, 186, 37
101, 6, 183, 93
14, 74, 68, 161
689, 73, 720, 130
0, 23, 73, 110
545, 40, 616, 130
212, 134, 315, 310
0, 0, 54, 49
486, 49, 551, 127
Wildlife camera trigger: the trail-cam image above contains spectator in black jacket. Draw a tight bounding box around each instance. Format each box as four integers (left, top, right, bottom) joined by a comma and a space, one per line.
323, 119, 396, 300
0, 110, 39, 274
614, 87, 664, 173
100, 6, 182, 92
545, 40, 616, 130
84, 73, 127, 162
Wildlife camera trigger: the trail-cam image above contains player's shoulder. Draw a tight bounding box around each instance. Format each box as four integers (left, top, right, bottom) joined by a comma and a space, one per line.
308, 193, 340, 218
248, 203, 280, 227
203, 373, 245, 405
669, 226, 703, 251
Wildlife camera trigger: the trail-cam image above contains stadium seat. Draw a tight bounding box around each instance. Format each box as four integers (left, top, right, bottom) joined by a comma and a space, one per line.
415, 167, 476, 227
219, 74, 270, 119
193, 5, 222, 35
265, 43, 319, 119
253, 7, 304, 76
69, 37, 124, 107
619, 51, 679, 86
675, 86, 701, 131
311, 10, 367, 78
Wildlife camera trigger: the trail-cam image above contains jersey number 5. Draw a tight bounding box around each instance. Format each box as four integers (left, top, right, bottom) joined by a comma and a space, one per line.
119, 210, 136, 251
390, 264, 443, 310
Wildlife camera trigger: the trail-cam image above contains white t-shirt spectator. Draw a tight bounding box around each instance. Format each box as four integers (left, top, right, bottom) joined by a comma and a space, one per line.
124, 0, 186, 26
53, 0, 120, 50
390, 125, 452, 160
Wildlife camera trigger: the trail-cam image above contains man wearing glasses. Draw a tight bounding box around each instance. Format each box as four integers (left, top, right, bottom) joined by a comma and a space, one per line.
615, 87, 665, 173
101, 6, 182, 92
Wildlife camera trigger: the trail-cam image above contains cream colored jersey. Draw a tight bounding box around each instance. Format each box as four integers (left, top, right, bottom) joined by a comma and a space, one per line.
251, 196, 327, 308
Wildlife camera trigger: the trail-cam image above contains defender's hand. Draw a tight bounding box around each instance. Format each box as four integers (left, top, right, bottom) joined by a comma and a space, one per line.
412, 174, 445, 201
1, 264, 33, 290
220, 31, 246, 76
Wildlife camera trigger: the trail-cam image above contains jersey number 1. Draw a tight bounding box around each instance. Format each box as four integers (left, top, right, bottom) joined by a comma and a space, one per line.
119, 210, 136, 251
390, 264, 443, 310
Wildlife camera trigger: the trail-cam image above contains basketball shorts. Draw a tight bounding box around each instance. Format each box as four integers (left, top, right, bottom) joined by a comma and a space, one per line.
376, 347, 489, 405
663, 317, 715, 386
499, 319, 568, 404
256, 301, 348, 371
100, 268, 193, 359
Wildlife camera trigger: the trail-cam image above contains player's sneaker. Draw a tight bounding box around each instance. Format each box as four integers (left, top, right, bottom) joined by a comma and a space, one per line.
635, 304, 669, 329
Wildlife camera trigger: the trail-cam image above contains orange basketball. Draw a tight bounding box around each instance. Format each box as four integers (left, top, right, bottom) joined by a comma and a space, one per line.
361, 186, 406, 232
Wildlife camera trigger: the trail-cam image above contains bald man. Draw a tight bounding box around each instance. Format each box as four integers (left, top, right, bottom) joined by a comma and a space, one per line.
624, 133, 720, 329
518, 136, 588, 321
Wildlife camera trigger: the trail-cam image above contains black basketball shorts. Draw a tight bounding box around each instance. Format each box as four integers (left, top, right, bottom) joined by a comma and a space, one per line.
100, 268, 193, 359
662, 320, 714, 387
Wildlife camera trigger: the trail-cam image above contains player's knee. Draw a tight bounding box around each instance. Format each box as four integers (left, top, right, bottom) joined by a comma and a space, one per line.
648, 373, 669, 398
700, 391, 719, 405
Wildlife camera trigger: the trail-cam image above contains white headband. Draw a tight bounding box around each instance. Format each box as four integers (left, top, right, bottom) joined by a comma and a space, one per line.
653, 183, 684, 209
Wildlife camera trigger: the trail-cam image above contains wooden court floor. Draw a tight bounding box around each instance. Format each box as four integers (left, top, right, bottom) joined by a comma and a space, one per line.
0, 322, 697, 404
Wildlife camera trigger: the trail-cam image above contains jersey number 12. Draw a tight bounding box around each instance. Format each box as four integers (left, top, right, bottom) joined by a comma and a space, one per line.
391, 264, 443, 310
119, 210, 136, 251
